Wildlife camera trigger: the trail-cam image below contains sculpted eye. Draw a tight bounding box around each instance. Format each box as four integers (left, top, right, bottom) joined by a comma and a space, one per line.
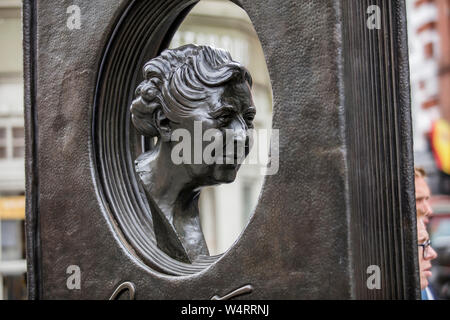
244, 109, 256, 126
245, 113, 255, 122
217, 114, 232, 123
214, 109, 235, 126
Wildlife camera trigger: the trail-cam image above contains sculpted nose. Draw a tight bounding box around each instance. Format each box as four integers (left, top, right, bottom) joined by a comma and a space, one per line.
228, 117, 248, 143
224, 117, 250, 160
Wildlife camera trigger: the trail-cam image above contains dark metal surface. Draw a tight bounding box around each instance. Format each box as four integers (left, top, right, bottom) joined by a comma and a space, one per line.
341, 0, 420, 299
24, 0, 418, 299
23, 0, 40, 300
129, 44, 255, 263
92, 0, 222, 276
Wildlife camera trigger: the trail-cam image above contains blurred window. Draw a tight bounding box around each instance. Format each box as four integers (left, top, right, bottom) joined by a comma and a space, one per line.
0, 2, 27, 300
0, 76, 24, 162
0, 127, 6, 159
12, 127, 24, 159
0, 121, 25, 161
1, 220, 23, 261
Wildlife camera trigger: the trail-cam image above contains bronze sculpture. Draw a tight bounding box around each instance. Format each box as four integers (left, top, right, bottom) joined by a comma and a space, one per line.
24, 0, 419, 299
130, 45, 256, 263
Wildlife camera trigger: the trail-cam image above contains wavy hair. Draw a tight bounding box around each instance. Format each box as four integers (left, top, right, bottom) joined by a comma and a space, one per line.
130, 44, 253, 137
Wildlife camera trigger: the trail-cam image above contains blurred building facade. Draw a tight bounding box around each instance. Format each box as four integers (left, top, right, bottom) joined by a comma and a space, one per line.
407, 0, 450, 195
0, 0, 27, 300
407, 0, 450, 299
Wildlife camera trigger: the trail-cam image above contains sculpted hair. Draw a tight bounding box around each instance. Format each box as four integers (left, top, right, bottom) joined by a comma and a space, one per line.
130, 44, 253, 137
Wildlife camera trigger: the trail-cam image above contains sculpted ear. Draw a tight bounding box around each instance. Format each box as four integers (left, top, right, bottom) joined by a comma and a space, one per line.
154, 109, 172, 142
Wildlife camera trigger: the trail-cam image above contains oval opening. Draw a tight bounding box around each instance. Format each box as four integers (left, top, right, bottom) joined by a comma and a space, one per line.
94, 0, 273, 275
168, 0, 273, 256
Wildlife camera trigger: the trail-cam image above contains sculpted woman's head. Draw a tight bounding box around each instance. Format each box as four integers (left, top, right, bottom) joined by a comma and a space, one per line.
130, 44, 256, 262
131, 44, 255, 185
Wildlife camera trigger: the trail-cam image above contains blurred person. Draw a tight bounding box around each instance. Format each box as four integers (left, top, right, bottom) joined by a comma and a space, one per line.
414, 167, 437, 300
414, 167, 439, 299
415, 167, 433, 224
417, 219, 438, 300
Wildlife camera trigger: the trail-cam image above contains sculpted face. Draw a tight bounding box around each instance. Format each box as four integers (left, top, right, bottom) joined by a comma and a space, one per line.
168, 81, 255, 186
130, 45, 256, 262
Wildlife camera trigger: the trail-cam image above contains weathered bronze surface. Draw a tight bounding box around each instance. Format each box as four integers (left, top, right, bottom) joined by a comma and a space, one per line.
24, 0, 420, 299
131, 45, 255, 263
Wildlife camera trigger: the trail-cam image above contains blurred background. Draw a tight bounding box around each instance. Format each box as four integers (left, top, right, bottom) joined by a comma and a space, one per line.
0, 0, 26, 300
0, 0, 448, 299
406, 0, 450, 299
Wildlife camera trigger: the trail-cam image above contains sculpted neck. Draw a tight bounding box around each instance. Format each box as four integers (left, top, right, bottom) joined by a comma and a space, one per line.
135, 142, 209, 262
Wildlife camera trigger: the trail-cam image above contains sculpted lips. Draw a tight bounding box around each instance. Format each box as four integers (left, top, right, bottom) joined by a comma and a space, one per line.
221, 143, 247, 165
209, 149, 242, 166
